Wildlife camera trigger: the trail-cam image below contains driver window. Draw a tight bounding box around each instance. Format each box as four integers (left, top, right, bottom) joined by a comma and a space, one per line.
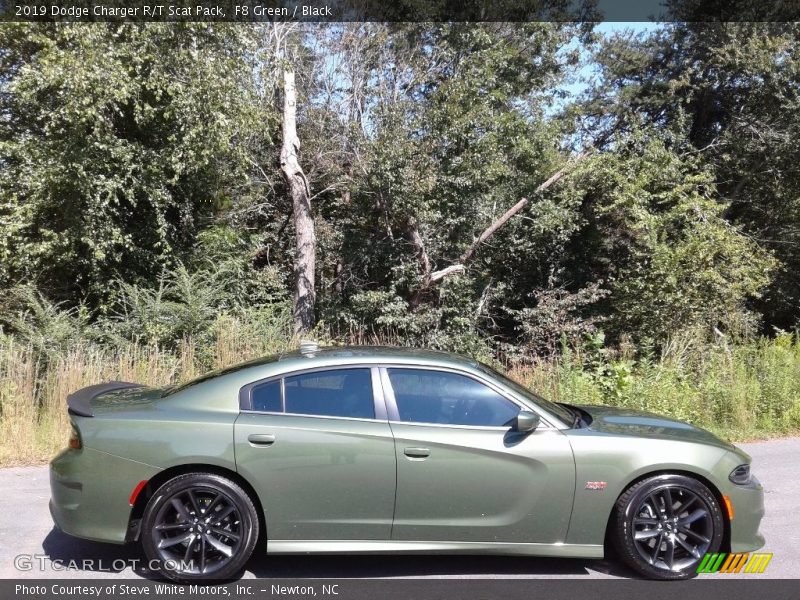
387, 368, 519, 427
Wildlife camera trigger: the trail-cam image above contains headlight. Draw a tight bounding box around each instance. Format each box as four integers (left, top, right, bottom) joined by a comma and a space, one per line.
729, 464, 751, 485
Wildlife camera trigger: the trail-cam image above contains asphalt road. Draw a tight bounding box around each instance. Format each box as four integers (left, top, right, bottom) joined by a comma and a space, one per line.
1, 437, 797, 580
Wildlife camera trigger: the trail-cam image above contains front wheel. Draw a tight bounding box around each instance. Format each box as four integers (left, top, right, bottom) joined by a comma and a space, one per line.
141, 473, 259, 582
611, 474, 724, 580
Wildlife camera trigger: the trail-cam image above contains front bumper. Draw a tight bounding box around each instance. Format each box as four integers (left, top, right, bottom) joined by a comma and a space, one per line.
50, 447, 160, 544
726, 475, 766, 553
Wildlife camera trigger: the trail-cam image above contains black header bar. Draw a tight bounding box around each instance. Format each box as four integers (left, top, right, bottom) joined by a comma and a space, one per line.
2, 0, 799, 22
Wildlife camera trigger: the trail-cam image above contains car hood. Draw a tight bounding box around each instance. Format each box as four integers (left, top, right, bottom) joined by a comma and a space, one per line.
575, 404, 735, 451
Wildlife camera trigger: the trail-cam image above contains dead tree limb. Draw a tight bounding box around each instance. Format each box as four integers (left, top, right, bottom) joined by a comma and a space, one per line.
408, 152, 589, 305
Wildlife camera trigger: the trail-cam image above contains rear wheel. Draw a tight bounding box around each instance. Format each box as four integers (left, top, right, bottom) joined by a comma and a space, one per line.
141, 473, 259, 582
611, 474, 724, 580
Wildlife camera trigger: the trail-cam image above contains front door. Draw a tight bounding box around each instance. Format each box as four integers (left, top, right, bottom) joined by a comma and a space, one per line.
234, 366, 396, 541
382, 367, 575, 543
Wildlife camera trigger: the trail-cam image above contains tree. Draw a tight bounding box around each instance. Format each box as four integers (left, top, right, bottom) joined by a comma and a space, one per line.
0, 23, 258, 309
269, 25, 316, 334
586, 21, 800, 331
324, 23, 591, 348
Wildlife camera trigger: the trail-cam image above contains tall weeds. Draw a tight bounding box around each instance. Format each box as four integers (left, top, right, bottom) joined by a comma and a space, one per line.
509, 332, 800, 440
0, 319, 298, 465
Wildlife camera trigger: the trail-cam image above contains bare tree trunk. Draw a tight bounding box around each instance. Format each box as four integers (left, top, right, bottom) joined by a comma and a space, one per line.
280, 68, 316, 334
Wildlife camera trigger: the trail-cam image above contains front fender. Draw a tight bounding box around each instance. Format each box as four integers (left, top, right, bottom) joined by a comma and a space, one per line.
564, 431, 728, 546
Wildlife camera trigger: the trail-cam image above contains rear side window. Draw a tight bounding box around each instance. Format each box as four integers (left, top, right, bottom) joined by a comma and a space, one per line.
387, 368, 519, 427
249, 368, 375, 419
251, 380, 281, 412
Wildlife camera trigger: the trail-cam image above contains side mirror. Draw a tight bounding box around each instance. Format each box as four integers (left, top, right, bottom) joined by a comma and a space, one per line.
515, 410, 540, 433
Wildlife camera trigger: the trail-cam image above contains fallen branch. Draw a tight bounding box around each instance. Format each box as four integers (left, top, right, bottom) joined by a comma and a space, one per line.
459, 153, 587, 266
406, 152, 589, 305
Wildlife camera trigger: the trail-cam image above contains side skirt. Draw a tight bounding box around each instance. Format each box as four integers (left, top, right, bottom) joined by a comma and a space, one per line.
267, 540, 603, 559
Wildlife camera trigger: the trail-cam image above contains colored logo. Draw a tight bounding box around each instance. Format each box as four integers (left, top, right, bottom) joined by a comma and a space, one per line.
696, 552, 773, 574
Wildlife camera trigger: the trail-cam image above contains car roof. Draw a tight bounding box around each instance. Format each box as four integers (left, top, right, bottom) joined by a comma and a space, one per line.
277, 345, 478, 368
162, 345, 481, 397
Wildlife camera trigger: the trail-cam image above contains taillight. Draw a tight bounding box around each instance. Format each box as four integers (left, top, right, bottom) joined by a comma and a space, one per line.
68, 422, 82, 449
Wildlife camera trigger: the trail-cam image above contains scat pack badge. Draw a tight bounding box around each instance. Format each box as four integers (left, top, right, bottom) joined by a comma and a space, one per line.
585, 481, 608, 490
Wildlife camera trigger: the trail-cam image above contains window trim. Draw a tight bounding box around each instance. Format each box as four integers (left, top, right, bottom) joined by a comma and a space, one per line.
379, 365, 556, 431
239, 365, 388, 422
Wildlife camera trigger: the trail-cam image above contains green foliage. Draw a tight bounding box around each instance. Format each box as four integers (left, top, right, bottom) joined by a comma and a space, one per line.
6, 19, 800, 466
523, 332, 800, 439
588, 22, 800, 331
0, 285, 93, 357
0, 20, 795, 380
101, 250, 291, 350
569, 137, 776, 345
0, 23, 260, 306
104, 266, 222, 346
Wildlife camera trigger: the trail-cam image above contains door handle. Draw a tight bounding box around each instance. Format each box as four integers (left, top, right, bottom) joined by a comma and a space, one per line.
403, 447, 430, 459
248, 433, 276, 447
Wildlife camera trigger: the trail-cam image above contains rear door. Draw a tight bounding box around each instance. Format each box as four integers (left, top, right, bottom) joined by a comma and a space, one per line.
382, 367, 575, 544
234, 366, 396, 541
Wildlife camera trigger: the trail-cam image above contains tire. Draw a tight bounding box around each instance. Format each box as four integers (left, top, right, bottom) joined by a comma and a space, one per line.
141, 473, 260, 582
611, 474, 724, 580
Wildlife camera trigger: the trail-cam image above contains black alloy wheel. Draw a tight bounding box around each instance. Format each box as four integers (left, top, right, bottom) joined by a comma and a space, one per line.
141, 473, 259, 582
612, 474, 724, 580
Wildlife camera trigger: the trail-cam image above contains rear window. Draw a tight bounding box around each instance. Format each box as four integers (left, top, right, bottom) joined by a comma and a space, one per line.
249, 368, 375, 420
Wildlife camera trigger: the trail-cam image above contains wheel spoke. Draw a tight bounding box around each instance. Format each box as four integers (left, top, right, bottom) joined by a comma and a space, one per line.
679, 508, 708, 526
211, 527, 240, 541
634, 517, 659, 526
676, 495, 697, 516
635, 529, 661, 540
205, 492, 222, 515
199, 536, 207, 574
205, 533, 234, 557
170, 498, 191, 522
662, 488, 674, 517
186, 489, 201, 516
649, 533, 663, 564
681, 527, 710, 544
664, 536, 675, 569
158, 532, 193, 549
646, 492, 661, 515
183, 534, 197, 562
214, 504, 236, 523
156, 522, 192, 532
675, 534, 701, 558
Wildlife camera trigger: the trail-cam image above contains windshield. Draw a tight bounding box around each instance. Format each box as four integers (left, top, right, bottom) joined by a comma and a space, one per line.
476, 363, 574, 426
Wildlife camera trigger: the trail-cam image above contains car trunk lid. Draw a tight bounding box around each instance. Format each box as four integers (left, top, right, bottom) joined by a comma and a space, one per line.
67, 382, 159, 417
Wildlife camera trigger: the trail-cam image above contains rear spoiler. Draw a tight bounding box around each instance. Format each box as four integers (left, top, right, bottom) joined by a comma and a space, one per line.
67, 381, 144, 417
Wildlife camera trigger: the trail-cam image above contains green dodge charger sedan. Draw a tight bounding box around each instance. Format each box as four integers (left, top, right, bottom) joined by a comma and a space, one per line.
50, 344, 765, 582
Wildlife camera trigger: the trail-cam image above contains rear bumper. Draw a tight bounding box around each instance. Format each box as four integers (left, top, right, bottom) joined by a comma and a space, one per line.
50, 447, 160, 544
726, 476, 766, 553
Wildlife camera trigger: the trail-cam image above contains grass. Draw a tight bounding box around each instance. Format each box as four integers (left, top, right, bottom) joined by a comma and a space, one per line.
0, 315, 298, 466
509, 333, 800, 441
2, 330, 800, 466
